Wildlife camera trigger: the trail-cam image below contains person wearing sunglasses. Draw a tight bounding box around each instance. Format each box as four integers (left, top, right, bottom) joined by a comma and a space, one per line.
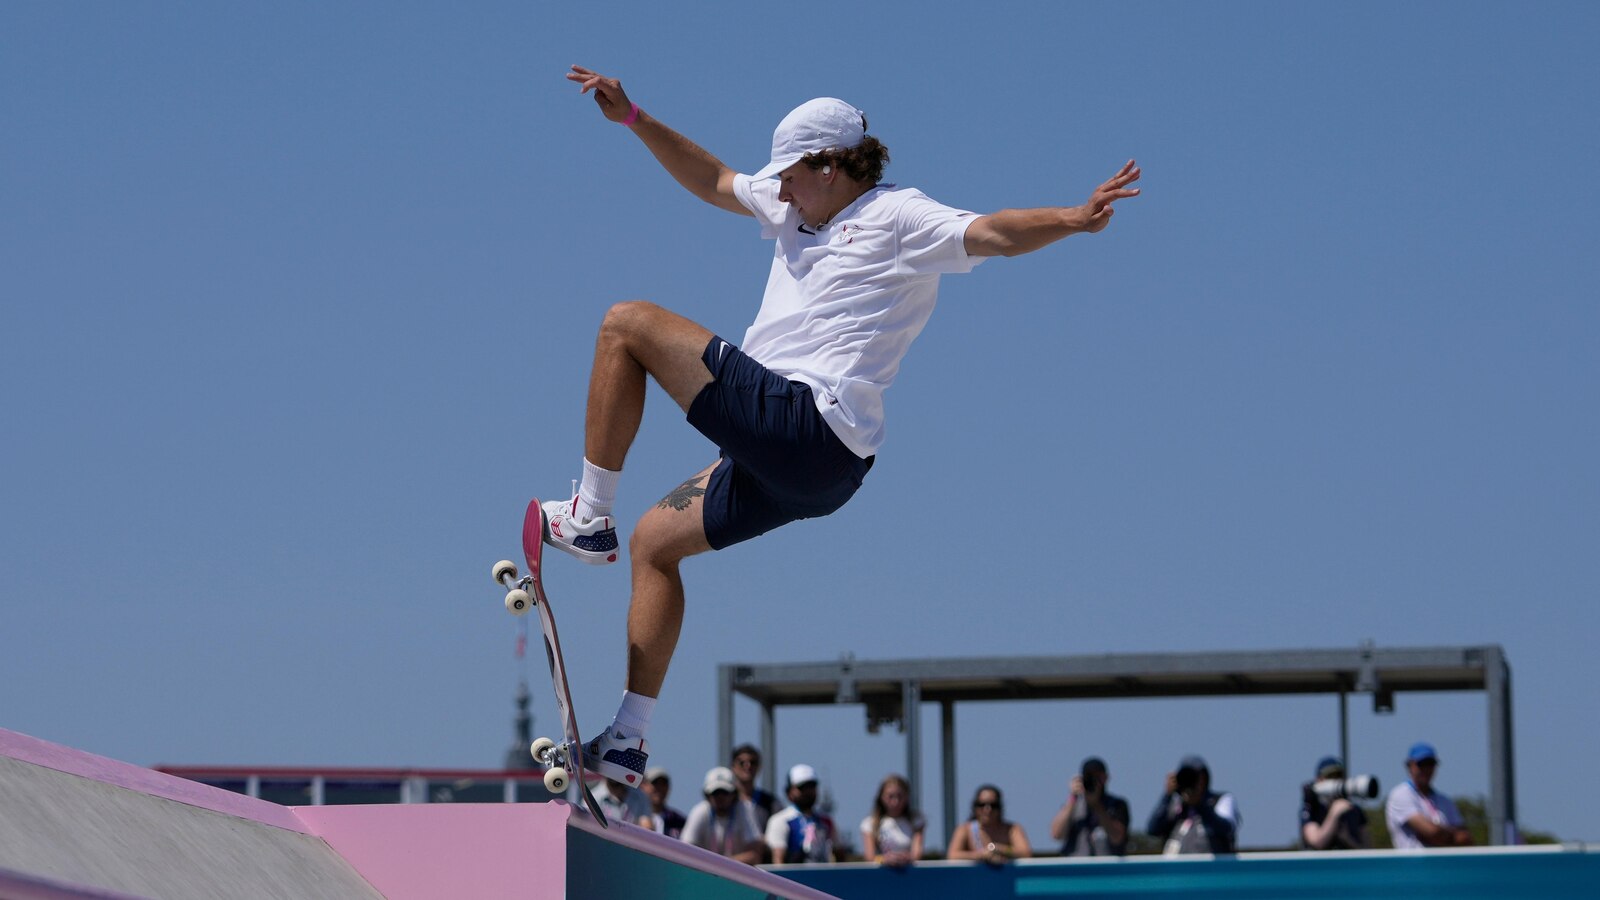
947, 785, 1032, 865
1384, 742, 1473, 848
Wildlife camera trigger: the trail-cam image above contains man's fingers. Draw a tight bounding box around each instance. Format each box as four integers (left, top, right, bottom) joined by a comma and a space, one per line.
567, 65, 619, 97
1102, 168, 1141, 192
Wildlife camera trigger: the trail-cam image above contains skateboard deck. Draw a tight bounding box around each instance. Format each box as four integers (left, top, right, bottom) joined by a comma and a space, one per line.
491, 498, 608, 828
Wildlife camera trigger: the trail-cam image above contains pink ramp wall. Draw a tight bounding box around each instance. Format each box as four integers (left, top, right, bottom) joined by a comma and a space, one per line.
295, 801, 571, 900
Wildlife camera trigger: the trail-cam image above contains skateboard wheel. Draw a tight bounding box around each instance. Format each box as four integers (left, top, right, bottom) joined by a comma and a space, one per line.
505, 589, 532, 615
492, 559, 518, 586
530, 737, 556, 764
544, 767, 570, 793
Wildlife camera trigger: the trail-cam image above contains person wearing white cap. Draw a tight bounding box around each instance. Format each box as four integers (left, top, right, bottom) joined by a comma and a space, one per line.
550, 64, 1142, 787
765, 764, 840, 863
680, 767, 765, 864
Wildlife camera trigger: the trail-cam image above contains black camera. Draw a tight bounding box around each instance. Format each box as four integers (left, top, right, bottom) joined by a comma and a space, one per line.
1175, 767, 1202, 793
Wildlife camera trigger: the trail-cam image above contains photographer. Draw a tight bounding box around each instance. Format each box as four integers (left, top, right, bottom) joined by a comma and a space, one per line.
1050, 757, 1130, 857
1146, 755, 1240, 855
1300, 756, 1372, 850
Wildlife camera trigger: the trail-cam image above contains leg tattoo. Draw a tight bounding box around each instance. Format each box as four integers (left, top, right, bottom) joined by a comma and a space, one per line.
657, 475, 708, 512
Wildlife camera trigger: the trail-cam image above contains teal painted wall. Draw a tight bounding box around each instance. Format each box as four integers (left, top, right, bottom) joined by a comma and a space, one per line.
566, 828, 775, 899
777, 847, 1599, 900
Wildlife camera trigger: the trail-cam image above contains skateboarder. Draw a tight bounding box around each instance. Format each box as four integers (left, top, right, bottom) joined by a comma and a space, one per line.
549, 65, 1141, 783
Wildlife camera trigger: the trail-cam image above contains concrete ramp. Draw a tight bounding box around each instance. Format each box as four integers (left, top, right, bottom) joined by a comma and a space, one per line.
0, 728, 834, 899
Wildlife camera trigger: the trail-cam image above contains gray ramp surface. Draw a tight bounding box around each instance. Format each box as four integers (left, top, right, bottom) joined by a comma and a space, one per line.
0, 755, 382, 900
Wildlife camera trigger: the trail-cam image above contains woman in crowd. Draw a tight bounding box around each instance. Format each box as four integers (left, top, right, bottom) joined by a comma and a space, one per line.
947, 784, 1032, 865
860, 774, 926, 867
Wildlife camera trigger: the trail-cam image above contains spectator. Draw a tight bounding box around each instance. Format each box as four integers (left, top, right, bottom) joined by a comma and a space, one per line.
681, 767, 764, 863
641, 766, 687, 839
730, 743, 779, 832
860, 774, 925, 867
766, 764, 841, 863
1385, 742, 1472, 848
1147, 755, 1241, 855
947, 785, 1032, 865
591, 776, 654, 827
1300, 756, 1370, 850
1050, 756, 1130, 857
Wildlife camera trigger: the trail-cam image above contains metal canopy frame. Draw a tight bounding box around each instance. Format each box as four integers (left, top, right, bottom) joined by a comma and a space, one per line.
717, 643, 1516, 846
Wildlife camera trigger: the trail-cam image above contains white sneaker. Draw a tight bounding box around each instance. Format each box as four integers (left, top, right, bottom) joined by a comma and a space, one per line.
542, 495, 619, 565
583, 727, 650, 787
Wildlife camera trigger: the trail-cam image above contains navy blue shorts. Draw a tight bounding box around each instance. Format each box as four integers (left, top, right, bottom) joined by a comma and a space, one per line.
686, 336, 873, 550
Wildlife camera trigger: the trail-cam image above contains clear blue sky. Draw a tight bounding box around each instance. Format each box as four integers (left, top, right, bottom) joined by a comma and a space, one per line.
3, 2, 1596, 848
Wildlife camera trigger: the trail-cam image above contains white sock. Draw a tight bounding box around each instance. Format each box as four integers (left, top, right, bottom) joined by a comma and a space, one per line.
576, 457, 620, 522
612, 690, 656, 738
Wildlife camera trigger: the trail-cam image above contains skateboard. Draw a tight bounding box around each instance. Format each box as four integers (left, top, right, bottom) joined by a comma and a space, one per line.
492, 498, 609, 828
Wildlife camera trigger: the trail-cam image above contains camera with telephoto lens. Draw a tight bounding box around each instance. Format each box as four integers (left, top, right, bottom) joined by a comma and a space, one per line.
1310, 775, 1379, 801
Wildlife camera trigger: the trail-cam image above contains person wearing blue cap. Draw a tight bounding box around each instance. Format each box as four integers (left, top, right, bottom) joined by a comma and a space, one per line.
1299, 756, 1370, 850
550, 64, 1142, 786
1384, 742, 1473, 849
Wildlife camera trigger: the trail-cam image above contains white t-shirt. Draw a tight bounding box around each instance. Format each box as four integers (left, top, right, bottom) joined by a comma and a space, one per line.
590, 780, 653, 826
681, 799, 762, 857
1385, 782, 1464, 849
732, 174, 986, 458
859, 813, 925, 855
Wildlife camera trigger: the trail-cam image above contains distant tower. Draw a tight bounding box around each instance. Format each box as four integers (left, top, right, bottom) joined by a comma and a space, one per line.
504, 680, 536, 771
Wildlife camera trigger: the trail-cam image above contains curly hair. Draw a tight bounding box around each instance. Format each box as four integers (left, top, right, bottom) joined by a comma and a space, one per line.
802, 134, 890, 184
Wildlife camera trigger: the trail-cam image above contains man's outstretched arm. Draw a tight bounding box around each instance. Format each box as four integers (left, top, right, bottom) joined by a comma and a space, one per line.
567, 65, 751, 218
964, 160, 1141, 257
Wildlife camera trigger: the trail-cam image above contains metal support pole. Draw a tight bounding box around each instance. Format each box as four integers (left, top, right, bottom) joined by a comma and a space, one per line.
1484, 647, 1515, 845
760, 701, 777, 798
717, 665, 735, 767
903, 680, 922, 814
941, 698, 957, 849
1338, 690, 1349, 771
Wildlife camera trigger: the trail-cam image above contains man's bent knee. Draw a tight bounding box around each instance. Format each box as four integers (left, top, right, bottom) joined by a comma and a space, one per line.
598, 301, 715, 411
630, 512, 711, 571
600, 300, 670, 343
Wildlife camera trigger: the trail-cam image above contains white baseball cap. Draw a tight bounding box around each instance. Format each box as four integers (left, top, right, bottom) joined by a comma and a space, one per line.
703, 766, 737, 794
787, 763, 819, 788
752, 98, 868, 180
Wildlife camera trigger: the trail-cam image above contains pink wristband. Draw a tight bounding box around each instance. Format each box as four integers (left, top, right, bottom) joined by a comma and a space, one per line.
620, 103, 641, 126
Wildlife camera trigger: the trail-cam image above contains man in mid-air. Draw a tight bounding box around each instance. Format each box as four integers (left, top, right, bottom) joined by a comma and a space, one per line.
547, 65, 1141, 784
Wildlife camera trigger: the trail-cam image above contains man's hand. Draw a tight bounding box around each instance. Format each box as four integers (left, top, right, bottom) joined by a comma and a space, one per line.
964, 159, 1143, 257
562, 65, 750, 217
567, 65, 635, 123
1079, 159, 1142, 234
